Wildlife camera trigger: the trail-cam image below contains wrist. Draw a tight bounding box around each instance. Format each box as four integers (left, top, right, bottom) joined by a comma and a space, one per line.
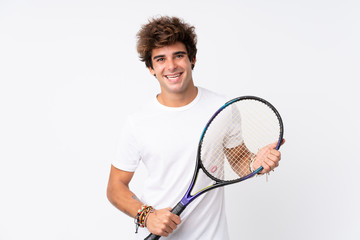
144, 209, 155, 227
134, 204, 154, 233
250, 155, 264, 175
249, 155, 256, 172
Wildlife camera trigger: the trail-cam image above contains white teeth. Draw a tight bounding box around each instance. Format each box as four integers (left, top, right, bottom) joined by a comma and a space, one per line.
166, 73, 181, 79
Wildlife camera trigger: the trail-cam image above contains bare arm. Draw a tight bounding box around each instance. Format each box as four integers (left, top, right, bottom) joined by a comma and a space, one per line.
106, 165, 181, 236
225, 139, 285, 176
224, 142, 254, 177
107, 165, 142, 218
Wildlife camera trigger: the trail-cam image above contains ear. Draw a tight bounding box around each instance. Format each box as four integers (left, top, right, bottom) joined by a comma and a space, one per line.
148, 66, 155, 76
191, 56, 196, 70
191, 56, 196, 64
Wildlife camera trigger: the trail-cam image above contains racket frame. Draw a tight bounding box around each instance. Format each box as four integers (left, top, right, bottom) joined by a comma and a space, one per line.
180, 95, 284, 206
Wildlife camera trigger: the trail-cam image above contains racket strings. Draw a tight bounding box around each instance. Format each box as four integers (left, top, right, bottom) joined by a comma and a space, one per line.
224, 146, 254, 177
200, 99, 281, 181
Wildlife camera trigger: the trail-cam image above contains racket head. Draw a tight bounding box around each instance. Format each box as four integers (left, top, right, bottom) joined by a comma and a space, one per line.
198, 96, 284, 183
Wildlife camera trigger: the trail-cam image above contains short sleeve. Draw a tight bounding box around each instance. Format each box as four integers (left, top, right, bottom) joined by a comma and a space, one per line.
112, 117, 142, 172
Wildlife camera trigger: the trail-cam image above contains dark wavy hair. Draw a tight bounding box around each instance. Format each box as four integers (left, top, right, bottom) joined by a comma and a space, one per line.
136, 16, 197, 69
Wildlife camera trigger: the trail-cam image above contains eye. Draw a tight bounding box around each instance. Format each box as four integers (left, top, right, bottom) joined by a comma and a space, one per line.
156, 57, 165, 62
175, 54, 184, 59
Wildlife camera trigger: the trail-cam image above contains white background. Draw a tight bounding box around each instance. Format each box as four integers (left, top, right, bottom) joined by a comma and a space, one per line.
0, 0, 359, 239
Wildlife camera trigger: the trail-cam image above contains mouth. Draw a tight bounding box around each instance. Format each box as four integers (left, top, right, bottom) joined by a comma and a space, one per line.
164, 72, 183, 82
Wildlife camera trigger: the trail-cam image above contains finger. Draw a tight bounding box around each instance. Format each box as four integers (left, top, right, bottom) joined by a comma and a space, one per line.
266, 153, 281, 163
163, 218, 180, 234
274, 158, 280, 166
155, 223, 170, 237
260, 161, 271, 173
167, 220, 178, 231
268, 139, 285, 150
270, 149, 281, 157
167, 207, 181, 224
267, 141, 279, 149
164, 225, 174, 234
170, 214, 181, 225
264, 158, 276, 170
158, 222, 173, 236
274, 161, 279, 167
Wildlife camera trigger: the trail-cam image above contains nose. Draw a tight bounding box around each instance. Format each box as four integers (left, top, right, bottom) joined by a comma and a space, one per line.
166, 58, 177, 71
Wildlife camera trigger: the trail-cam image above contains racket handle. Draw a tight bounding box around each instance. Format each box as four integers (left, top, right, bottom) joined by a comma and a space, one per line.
144, 202, 186, 240
170, 201, 186, 216
144, 234, 161, 240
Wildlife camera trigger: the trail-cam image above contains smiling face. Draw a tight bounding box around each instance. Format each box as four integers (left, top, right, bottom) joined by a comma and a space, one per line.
148, 42, 197, 106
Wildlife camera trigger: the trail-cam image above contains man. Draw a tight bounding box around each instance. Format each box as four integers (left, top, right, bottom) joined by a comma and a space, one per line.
107, 16, 283, 239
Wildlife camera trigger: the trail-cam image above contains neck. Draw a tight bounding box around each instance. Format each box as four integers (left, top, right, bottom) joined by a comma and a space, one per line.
157, 86, 198, 107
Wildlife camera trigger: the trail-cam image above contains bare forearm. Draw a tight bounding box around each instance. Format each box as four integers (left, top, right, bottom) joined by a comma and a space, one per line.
107, 181, 143, 218
106, 167, 182, 237
225, 143, 255, 176
107, 166, 144, 218
240, 153, 254, 175
233, 152, 254, 176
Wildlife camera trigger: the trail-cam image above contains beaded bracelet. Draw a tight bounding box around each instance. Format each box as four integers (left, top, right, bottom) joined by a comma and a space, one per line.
134, 205, 154, 233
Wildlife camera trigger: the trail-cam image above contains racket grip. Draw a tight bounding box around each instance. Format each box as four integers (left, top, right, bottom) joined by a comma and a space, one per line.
170, 201, 186, 216
144, 202, 186, 240
144, 234, 161, 240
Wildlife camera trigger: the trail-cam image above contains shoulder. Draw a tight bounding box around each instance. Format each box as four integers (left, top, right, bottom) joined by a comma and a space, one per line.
124, 96, 163, 127
197, 87, 229, 105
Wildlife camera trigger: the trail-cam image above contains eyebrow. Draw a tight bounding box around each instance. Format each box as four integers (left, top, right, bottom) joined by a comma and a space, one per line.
153, 51, 187, 60
173, 51, 187, 55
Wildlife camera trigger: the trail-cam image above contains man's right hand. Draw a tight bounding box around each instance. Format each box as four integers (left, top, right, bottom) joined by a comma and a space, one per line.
146, 207, 181, 237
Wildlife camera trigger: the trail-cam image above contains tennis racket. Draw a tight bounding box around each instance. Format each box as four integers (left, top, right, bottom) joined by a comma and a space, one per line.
145, 96, 284, 240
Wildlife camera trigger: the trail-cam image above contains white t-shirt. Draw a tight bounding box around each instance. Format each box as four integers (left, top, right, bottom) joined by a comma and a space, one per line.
113, 87, 230, 240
